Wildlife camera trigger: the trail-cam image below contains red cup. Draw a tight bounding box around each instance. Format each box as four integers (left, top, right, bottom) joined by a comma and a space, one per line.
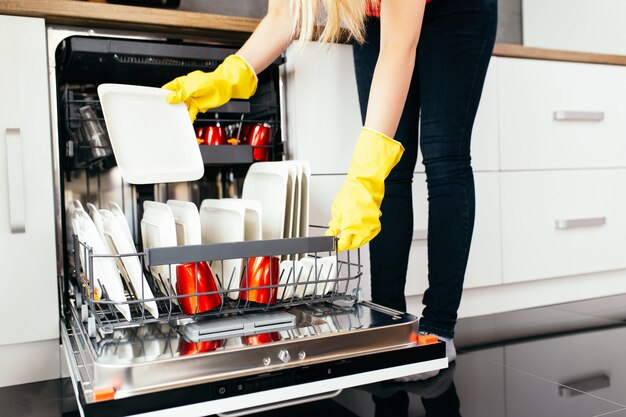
175, 261, 222, 315
238, 123, 253, 144
202, 125, 226, 145
179, 339, 222, 356
195, 126, 205, 139
239, 256, 280, 305
244, 332, 281, 346
248, 123, 272, 161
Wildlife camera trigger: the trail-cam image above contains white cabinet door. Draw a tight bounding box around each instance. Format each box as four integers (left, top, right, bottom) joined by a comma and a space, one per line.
406, 172, 502, 296
284, 42, 362, 175
501, 169, 626, 284
0, 16, 58, 346
498, 58, 626, 171
523, 0, 626, 55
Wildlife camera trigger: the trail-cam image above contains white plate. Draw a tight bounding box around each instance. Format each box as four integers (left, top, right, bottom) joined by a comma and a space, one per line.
100, 209, 159, 319
73, 209, 131, 321
290, 162, 303, 238
284, 163, 297, 239
87, 203, 133, 295
86, 203, 109, 247
73, 200, 85, 211
277, 259, 300, 301
242, 162, 289, 240
141, 201, 178, 298
97, 83, 204, 184
223, 198, 262, 241
109, 202, 135, 249
199, 199, 246, 299
309, 255, 338, 296
293, 258, 316, 299
167, 200, 201, 246
297, 160, 311, 239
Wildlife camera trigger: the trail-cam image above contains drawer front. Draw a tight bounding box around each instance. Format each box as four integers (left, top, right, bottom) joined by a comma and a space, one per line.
406, 173, 502, 295
501, 169, 626, 284
498, 58, 626, 170
415, 60, 500, 174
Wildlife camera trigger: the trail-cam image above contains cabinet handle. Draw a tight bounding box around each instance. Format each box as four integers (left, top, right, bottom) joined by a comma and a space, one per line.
553, 111, 604, 122
558, 374, 610, 397
412, 229, 428, 241
5, 128, 25, 234
555, 217, 606, 230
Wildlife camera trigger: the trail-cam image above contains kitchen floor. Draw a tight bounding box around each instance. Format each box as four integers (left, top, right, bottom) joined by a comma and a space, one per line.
5, 293, 626, 417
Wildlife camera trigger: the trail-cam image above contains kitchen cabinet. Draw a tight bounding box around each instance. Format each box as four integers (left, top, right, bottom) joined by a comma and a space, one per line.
522, 0, 626, 56
297, 47, 626, 316
501, 169, 626, 284
0, 15, 59, 386
498, 57, 626, 171
284, 42, 362, 175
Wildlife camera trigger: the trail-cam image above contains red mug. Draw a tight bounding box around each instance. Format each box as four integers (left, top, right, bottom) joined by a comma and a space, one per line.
248, 123, 272, 161
238, 123, 253, 145
175, 261, 222, 315
239, 256, 280, 305
194, 126, 205, 141
202, 125, 226, 145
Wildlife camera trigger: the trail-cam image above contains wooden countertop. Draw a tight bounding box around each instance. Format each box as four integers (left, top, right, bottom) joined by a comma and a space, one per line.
0, 0, 259, 44
492, 43, 626, 66
3, 0, 626, 66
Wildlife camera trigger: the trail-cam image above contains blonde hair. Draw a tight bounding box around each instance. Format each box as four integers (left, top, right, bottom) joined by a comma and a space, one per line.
290, 0, 374, 44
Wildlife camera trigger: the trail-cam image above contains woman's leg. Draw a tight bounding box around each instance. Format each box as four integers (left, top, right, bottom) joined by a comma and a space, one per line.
353, 17, 420, 312
417, 0, 497, 339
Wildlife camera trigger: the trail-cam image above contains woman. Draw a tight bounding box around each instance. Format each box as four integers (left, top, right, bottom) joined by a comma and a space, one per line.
163, 0, 497, 380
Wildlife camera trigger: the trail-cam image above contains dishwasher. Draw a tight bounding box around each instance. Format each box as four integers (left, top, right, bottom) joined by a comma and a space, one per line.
47, 25, 447, 417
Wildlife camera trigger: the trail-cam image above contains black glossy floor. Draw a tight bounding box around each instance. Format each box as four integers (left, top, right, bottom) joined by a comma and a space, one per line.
5, 293, 626, 417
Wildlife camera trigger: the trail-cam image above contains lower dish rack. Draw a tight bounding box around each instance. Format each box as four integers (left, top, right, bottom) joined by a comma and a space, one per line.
72, 235, 363, 337
65, 235, 448, 414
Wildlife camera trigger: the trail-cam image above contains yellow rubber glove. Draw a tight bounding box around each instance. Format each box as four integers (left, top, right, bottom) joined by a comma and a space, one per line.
162, 54, 258, 122
326, 127, 405, 252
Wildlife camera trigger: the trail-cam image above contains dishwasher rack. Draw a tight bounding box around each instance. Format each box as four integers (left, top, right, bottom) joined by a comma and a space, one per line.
73, 235, 363, 337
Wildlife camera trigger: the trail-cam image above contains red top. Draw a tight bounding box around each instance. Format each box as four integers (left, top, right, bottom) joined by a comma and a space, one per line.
366, 0, 432, 17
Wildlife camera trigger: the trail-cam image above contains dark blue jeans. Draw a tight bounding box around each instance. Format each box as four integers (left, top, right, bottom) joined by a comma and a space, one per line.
353, 0, 497, 339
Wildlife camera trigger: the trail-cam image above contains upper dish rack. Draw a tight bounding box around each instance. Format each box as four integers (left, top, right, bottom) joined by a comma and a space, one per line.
73, 235, 363, 337
60, 84, 284, 171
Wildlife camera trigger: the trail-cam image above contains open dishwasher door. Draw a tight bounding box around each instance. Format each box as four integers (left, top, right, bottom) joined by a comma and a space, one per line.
61, 236, 446, 417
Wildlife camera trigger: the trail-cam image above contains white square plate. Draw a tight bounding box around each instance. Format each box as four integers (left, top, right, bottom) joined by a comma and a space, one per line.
97, 83, 204, 184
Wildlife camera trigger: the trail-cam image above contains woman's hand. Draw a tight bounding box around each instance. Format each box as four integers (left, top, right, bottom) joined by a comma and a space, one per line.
326, 127, 405, 251
162, 0, 292, 122
162, 55, 257, 122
